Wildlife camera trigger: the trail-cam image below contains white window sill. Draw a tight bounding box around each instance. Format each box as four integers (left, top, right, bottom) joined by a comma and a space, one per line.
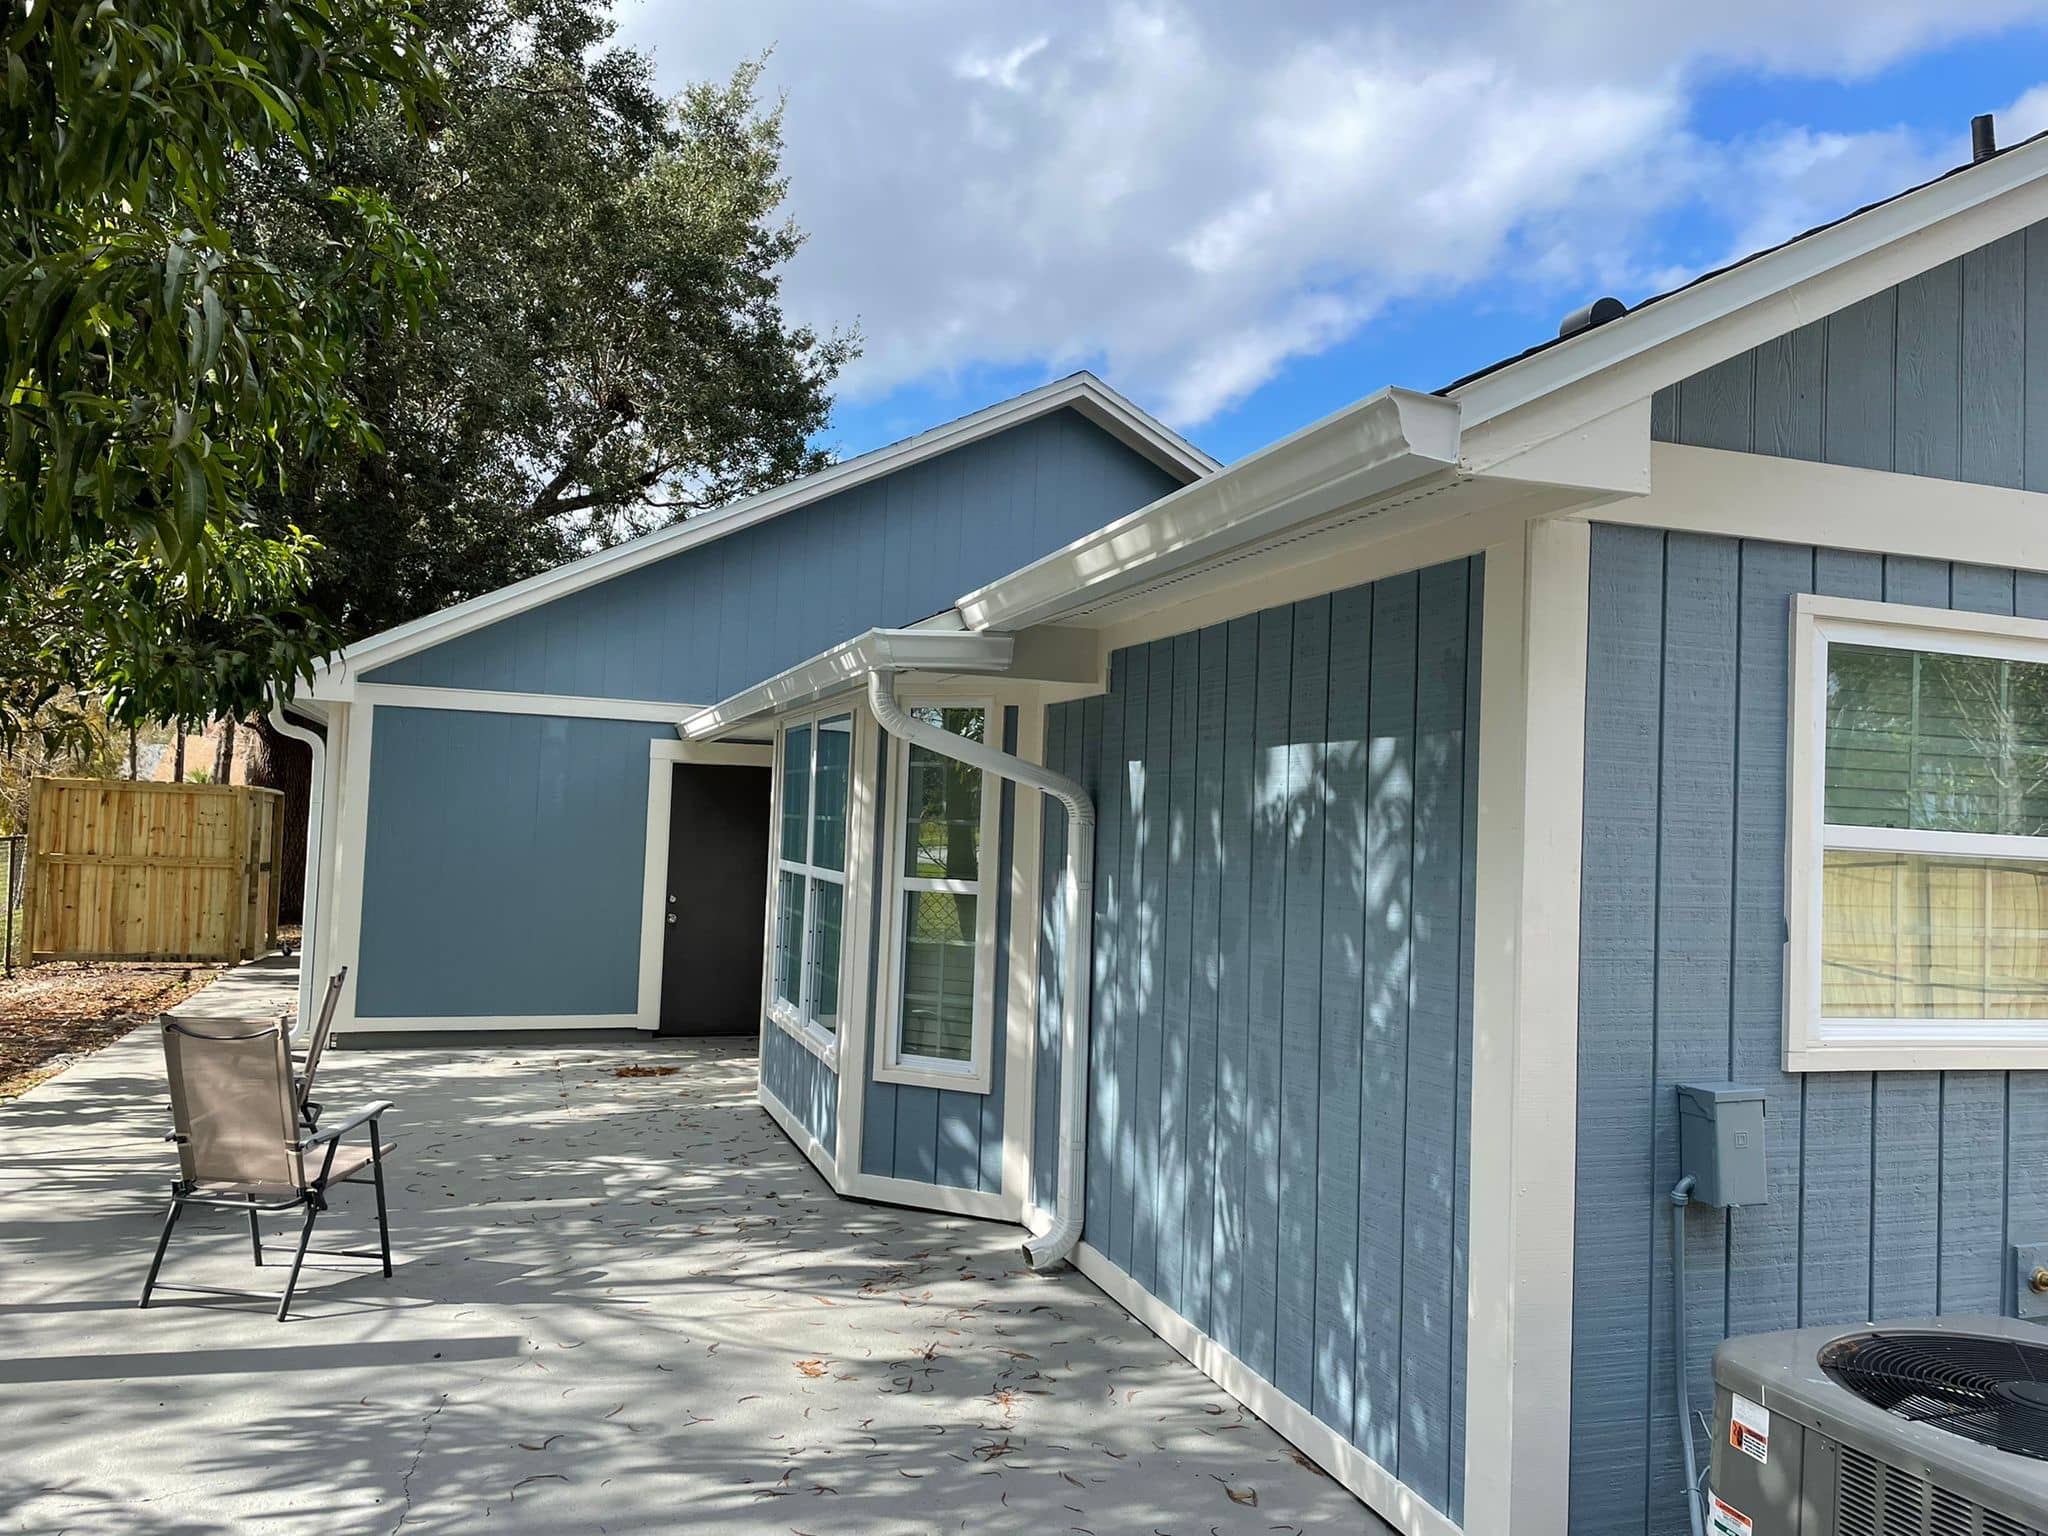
1788, 1021, 2048, 1073
873, 1055, 992, 1095
768, 1003, 839, 1069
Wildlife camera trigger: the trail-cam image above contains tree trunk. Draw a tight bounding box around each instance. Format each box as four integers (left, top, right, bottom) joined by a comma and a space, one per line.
214, 716, 238, 783
245, 714, 317, 924
173, 733, 185, 782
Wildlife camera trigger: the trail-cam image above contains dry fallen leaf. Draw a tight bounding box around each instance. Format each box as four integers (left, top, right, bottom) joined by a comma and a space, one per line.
794, 1359, 829, 1378
1225, 1485, 1258, 1507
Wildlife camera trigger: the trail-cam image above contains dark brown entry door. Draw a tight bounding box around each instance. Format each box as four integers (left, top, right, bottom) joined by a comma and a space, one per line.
658, 761, 771, 1036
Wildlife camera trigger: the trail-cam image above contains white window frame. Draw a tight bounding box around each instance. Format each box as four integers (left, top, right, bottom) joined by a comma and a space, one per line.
1788, 592, 2048, 1072
873, 694, 1003, 1094
766, 705, 858, 1063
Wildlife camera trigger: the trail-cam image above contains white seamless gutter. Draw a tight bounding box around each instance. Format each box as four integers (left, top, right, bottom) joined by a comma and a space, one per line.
267, 696, 327, 1030
867, 669, 1094, 1269
682, 629, 1018, 740
956, 386, 1461, 633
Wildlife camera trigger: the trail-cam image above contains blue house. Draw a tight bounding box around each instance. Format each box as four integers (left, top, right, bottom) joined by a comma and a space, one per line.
295, 133, 2048, 1536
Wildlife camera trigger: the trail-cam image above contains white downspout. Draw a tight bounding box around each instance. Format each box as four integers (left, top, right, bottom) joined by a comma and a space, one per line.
267, 697, 326, 1031
867, 670, 1095, 1269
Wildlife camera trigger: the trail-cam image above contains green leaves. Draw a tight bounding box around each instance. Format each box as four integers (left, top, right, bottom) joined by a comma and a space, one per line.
0, 1, 443, 746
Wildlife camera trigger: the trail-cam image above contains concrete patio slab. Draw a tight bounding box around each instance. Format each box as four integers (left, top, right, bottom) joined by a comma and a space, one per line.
0, 971, 1386, 1534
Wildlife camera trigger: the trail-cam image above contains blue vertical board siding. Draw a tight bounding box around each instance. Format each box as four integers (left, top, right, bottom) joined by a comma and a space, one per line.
761, 1017, 838, 1159
367, 409, 1186, 704
1275, 596, 1330, 1408
1571, 526, 2048, 1536
1184, 624, 1230, 1335
356, 708, 673, 1018
1569, 526, 1666, 1536
1157, 633, 1200, 1314
1726, 542, 1813, 1343
1398, 560, 1469, 1512
1131, 640, 1172, 1293
1049, 560, 1479, 1522
1086, 678, 1122, 1250
1241, 604, 1293, 1380
1312, 585, 1372, 1434
1447, 557, 1482, 1522
1654, 217, 2048, 493
1113, 643, 1151, 1274
1210, 616, 1259, 1357
1033, 701, 1075, 1212
1645, 534, 1739, 1525
1355, 570, 1416, 1469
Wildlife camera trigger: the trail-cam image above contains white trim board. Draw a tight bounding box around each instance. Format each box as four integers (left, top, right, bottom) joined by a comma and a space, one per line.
343, 1013, 642, 1034
1452, 134, 2048, 447
1601, 443, 2048, 573
1071, 1244, 1462, 1536
310, 374, 1215, 688
1459, 517, 1589, 1536
331, 681, 703, 720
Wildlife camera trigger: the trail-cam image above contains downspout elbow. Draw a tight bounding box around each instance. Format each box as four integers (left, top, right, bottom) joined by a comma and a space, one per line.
267, 695, 327, 1030
867, 669, 1094, 1272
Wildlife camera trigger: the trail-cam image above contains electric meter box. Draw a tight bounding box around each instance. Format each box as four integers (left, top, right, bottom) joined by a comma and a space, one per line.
1676, 1082, 1768, 1208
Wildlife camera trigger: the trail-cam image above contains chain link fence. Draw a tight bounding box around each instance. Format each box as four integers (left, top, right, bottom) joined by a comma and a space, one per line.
3, 833, 24, 975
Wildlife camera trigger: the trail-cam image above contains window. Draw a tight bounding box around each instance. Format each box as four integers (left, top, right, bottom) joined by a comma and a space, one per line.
771, 711, 852, 1050
878, 704, 1000, 1092
1788, 595, 2048, 1070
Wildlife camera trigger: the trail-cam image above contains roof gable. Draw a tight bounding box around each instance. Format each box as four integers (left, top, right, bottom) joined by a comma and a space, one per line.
348, 403, 1190, 706
309, 372, 1212, 700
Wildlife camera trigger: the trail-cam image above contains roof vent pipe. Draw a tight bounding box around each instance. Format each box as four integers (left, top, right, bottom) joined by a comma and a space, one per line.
1557, 295, 1627, 339
1973, 114, 1998, 164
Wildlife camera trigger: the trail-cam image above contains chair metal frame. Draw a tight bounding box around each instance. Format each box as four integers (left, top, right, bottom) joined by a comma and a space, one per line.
140, 1012, 393, 1322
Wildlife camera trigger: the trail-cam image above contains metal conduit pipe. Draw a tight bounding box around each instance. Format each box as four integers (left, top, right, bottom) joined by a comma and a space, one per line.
267, 697, 327, 1031
866, 669, 1095, 1269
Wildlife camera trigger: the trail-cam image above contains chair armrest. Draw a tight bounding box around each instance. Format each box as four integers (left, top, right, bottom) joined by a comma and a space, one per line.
300, 1100, 394, 1149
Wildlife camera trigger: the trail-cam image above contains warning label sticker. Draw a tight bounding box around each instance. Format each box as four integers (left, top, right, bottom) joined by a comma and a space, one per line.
1729, 1393, 1770, 1464
1709, 1494, 1754, 1536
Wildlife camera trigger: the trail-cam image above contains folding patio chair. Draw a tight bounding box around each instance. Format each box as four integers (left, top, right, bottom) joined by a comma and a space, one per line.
140, 1014, 394, 1322
291, 967, 347, 1130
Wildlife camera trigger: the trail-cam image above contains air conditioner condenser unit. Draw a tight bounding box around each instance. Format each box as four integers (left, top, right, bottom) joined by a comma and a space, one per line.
1710, 1316, 2048, 1535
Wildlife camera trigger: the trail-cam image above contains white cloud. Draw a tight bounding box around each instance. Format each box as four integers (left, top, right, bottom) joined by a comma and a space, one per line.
619, 1, 2048, 428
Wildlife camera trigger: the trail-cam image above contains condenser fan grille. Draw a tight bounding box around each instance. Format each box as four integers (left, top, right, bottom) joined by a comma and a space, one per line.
1822, 1331, 2048, 1461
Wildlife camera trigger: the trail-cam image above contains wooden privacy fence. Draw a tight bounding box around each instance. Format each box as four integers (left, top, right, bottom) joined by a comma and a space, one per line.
20, 778, 284, 964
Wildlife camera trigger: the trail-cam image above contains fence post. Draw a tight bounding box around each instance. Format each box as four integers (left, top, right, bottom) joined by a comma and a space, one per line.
18, 780, 40, 969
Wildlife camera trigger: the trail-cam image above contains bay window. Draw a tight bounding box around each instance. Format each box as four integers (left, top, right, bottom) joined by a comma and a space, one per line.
878, 704, 999, 1092
771, 710, 852, 1050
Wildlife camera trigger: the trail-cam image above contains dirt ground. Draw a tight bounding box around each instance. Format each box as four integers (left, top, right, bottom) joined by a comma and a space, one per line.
0, 963, 223, 1101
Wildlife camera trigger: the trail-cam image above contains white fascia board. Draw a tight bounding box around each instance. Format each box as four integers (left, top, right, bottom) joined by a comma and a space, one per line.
955, 386, 1462, 634
680, 629, 1018, 739
1450, 134, 2048, 441
309, 374, 1212, 687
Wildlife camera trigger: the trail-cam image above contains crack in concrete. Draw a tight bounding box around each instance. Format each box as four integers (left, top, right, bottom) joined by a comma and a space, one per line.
391, 1394, 447, 1535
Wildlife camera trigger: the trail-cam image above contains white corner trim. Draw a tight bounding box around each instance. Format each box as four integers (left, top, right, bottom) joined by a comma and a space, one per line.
326, 701, 372, 1036
832, 702, 881, 1177
760, 1080, 838, 1184
321, 681, 702, 721
1604, 444, 2048, 574
1461, 518, 1588, 1536
1784, 593, 2048, 1072
957, 387, 1463, 634
1452, 135, 2048, 440
1070, 1244, 1462, 1536
312, 374, 1212, 687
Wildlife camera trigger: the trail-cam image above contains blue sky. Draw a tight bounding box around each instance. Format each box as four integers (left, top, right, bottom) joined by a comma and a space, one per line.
621, 4, 2048, 467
